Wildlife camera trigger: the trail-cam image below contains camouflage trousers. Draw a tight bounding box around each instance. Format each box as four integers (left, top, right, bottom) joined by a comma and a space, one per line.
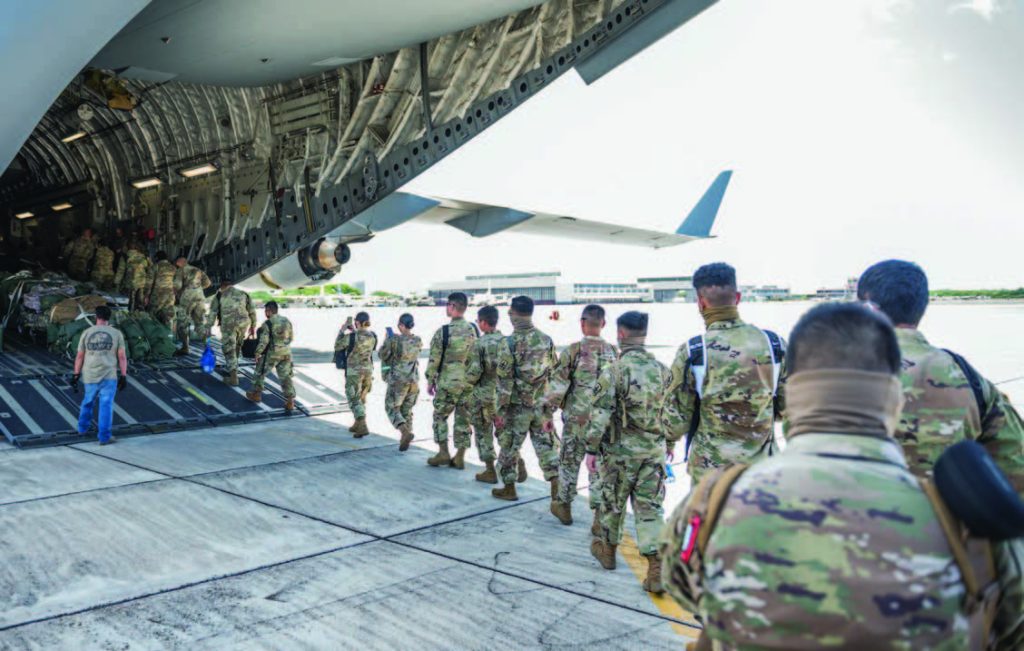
219, 323, 249, 373
497, 404, 560, 484
385, 380, 418, 429
556, 421, 600, 509
253, 352, 295, 399
176, 296, 207, 348
468, 400, 498, 462
91, 272, 115, 291
68, 258, 89, 281
149, 293, 176, 332
344, 369, 373, 419
597, 447, 666, 556
127, 287, 146, 312
432, 386, 472, 448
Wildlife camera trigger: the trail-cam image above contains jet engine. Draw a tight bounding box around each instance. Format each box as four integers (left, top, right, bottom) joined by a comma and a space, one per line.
240, 237, 351, 290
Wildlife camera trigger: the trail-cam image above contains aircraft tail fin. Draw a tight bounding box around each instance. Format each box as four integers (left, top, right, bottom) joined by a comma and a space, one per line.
676, 170, 732, 238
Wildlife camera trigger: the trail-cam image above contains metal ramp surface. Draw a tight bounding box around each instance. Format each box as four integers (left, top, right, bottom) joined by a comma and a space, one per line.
0, 366, 347, 448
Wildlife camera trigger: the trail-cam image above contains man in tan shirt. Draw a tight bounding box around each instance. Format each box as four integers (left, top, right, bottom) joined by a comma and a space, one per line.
74, 304, 128, 445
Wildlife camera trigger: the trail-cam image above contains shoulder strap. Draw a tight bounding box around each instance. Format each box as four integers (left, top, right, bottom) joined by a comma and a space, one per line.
346, 331, 357, 355
762, 329, 784, 395
684, 336, 705, 461
943, 349, 987, 423
918, 478, 999, 642
698, 464, 750, 555
470, 322, 480, 337
506, 334, 518, 379
437, 325, 450, 375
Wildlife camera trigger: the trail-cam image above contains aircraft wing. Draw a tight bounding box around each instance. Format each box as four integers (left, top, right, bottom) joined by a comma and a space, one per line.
410, 170, 732, 249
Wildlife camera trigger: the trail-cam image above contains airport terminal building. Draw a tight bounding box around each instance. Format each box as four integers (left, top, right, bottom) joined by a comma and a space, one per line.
428, 272, 694, 304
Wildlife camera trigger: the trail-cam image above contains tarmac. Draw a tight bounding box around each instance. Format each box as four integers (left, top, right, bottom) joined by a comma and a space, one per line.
0, 363, 699, 650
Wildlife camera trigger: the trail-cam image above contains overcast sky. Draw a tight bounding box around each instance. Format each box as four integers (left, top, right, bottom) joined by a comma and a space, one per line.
347, 0, 1024, 294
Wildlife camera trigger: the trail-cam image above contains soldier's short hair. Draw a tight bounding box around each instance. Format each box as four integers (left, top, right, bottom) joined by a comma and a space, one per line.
219, 277, 232, 286
447, 292, 468, 311
265, 301, 279, 314
398, 313, 415, 329
95, 305, 112, 321
355, 311, 370, 325
155, 250, 168, 262
857, 260, 929, 327
693, 262, 738, 306
510, 295, 534, 316
789, 303, 900, 374
477, 305, 499, 327
617, 311, 648, 336
581, 304, 605, 325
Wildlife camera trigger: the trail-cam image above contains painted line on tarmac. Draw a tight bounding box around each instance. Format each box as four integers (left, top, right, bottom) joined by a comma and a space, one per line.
620, 532, 700, 640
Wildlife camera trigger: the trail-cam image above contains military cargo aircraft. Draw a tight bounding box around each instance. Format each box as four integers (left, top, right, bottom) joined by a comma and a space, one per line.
1, 0, 727, 290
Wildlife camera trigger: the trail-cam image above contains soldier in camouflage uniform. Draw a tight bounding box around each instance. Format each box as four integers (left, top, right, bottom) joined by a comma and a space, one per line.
547, 304, 617, 527
858, 260, 1024, 492
335, 312, 378, 438
663, 262, 786, 485
246, 301, 295, 411
378, 313, 421, 451
660, 303, 1024, 650
464, 306, 513, 484
425, 292, 479, 469
64, 228, 96, 281
205, 278, 256, 386
115, 242, 152, 312
89, 238, 116, 290
588, 311, 673, 594
146, 251, 177, 333
492, 296, 560, 501
173, 257, 212, 356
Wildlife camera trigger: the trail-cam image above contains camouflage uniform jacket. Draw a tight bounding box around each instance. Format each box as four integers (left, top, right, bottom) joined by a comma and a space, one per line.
147, 260, 177, 300
465, 330, 514, 412
896, 328, 1024, 492
660, 432, 1024, 650
590, 345, 672, 456
425, 317, 478, 391
507, 323, 557, 408
206, 287, 256, 330
65, 236, 95, 263
379, 333, 422, 384
115, 249, 151, 289
90, 246, 114, 278
547, 336, 617, 423
663, 318, 786, 472
255, 315, 293, 358
334, 328, 377, 372
173, 263, 211, 302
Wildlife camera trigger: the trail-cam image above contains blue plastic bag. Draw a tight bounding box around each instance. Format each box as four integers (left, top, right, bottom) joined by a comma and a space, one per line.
665, 464, 676, 484
200, 340, 216, 374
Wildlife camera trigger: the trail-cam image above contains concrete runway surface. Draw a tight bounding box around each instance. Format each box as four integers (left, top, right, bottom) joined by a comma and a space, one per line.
0, 363, 699, 649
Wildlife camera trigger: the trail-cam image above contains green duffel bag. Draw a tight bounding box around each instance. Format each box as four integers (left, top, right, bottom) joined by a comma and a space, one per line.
116, 315, 151, 362
51, 317, 92, 356
136, 312, 176, 360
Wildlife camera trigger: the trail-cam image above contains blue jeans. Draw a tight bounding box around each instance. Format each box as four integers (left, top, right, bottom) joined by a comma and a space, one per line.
78, 379, 117, 443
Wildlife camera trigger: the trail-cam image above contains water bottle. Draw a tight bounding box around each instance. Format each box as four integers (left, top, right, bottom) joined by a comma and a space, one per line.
665, 463, 676, 484
201, 340, 216, 374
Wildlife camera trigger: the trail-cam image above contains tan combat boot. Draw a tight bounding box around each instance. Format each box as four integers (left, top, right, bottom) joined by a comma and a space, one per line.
245, 389, 262, 403
516, 457, 527, 483
642, 553, 664, 594
350, 417, 369, 438
475, 460, 498, 484
283, 397, 295, 412
398, 423, 414, 452
590, 539, 616, 570
450, 447, 467, 470
550, 500, 573, 525
224, 370, 238, 386
491, 482, 518, 501
549, 478, 559, 500
427, 441, 451, 466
